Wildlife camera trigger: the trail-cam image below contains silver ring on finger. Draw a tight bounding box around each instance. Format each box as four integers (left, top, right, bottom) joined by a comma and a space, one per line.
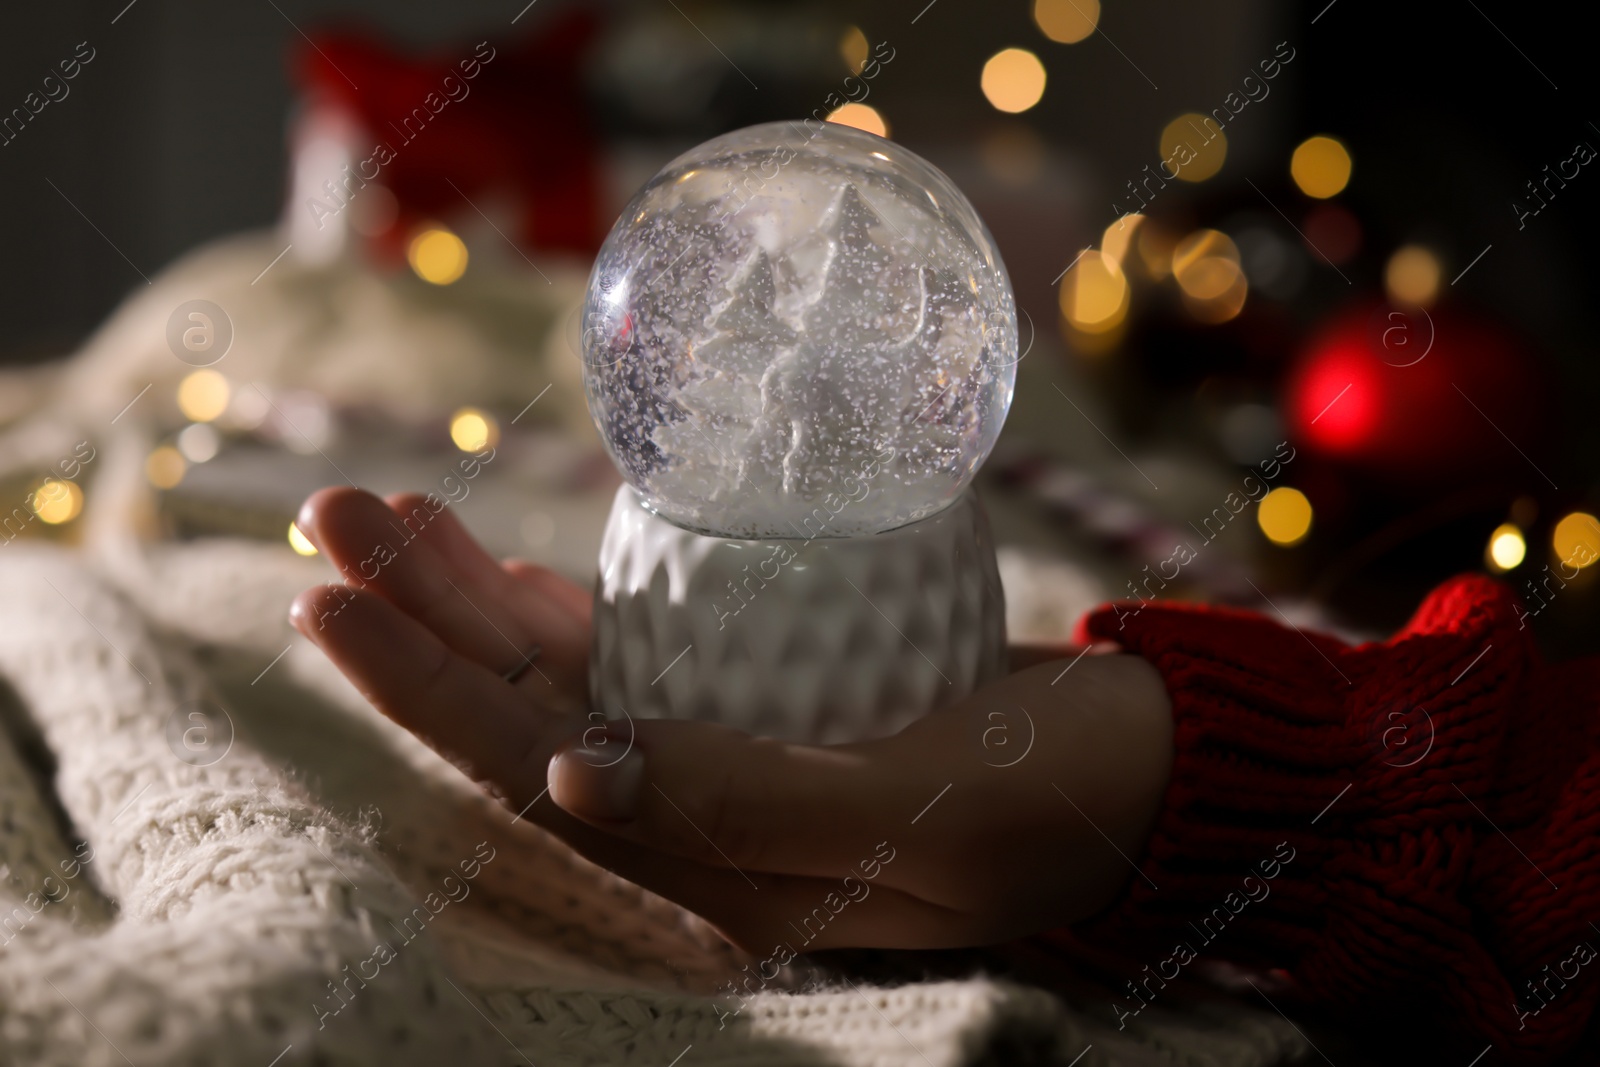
501, 645, 543, 685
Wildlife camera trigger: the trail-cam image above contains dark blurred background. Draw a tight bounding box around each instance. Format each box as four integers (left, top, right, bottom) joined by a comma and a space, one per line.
3, 0, 1595, 654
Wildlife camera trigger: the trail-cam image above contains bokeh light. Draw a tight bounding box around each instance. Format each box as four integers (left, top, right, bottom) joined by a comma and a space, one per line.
177, 369, 230, 423
1258, 487, 1313, 545
1553, 512, 1600, 569
288, 522, 319, 556
1173, 229, 1249, 323
177, 422, 221, 463
229, 386, 271, 429
1292, 346, 1379, 452
408, 228, 469, 285
1059, 250, 1129, 334
1188, 267, 1248, 323
1172, 229, 1240, 295
31, 480, 83, 525
1290, 135, 1352, 199
449, 407, 499, 452
1033, 0, 1099, 43
981, 48, 1047, 114
146, 445, 187, 489
826, 102, 889, 138
1160, 114, 1227, 182
1486, 522, 1527, 571
1303, 203, 1362, 264
839, 25, 869, 73
1176, 256, 1243, 301
1101, 214, 1145, 271
1385, 245, 1442, 307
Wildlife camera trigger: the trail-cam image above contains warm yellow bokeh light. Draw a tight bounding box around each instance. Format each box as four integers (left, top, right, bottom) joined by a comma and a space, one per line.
449, 408, 499, 452
981, 48, 1047, 114
1173, 230, 1242, 297
1186, 268, 1249, 324
826, 102, 888, 138
1487, 523, 1527, 572
1553, 512, 1600, 569
288, 522, 319, 556
1176, 256, 1244, 301
1385, 245, 1442, 307
840, 25, 869, 73
1160, 114, 1227, 182
1033, 0, 1099, 43
31, 480, 83, 525
1172, 229, 1240, 271
1172, 229, 1246, 320
146, 446, 187, 490
177, 369, 230, 423
1291, 136, 1352, 199
408, 228, 469, 285
1059, 251, 1129, 334
1258, 487, 1313, 546
1101, 214, 1145, 271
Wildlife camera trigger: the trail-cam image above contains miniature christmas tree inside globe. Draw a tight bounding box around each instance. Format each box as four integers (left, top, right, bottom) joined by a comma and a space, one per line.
581, 121, 1017, 538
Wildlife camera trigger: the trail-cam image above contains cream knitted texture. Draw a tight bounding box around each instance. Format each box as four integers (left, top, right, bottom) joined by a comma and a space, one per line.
0, 540, 1310, 1067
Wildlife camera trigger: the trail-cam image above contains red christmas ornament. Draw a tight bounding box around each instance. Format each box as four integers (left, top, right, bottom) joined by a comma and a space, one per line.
1283, 302, 1551, 489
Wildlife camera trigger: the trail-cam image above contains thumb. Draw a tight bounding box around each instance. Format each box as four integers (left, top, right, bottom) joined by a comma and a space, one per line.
546, 715, 931, 884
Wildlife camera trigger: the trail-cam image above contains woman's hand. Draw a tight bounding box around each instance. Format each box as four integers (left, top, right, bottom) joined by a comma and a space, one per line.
290, 487, 1174, 953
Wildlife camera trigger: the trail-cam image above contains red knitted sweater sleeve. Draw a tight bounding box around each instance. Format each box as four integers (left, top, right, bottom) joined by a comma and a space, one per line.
1067, 574, 1600, 1063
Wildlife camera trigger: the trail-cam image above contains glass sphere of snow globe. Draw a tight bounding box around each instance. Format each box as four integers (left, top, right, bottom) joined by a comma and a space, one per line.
580, 121, 1017, 538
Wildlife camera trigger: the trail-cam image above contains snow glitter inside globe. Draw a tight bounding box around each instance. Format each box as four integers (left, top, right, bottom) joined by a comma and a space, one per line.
581, 121, 1018, 538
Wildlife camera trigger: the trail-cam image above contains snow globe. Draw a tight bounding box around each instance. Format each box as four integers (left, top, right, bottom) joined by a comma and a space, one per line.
582, 121, 1015, 744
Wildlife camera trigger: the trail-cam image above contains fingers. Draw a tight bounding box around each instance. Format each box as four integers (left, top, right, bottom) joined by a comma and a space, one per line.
297, 487, 524, 667
384, 493, 591, 693
286, 582, 978, 947
296, 487, 584, 691
289, 583, 549, 790
384, 495, 590, 631
288, 583, 607, 854
504, 558, 592, 627
284, 582, 732, 903
548, 720, 919, 882
381, 492, 506, 591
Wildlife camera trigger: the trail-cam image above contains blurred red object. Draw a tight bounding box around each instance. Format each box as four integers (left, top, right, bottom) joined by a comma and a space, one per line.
292, 12, 603, 260
1301, 203, 1362, 266
1283, 302, 1554, 490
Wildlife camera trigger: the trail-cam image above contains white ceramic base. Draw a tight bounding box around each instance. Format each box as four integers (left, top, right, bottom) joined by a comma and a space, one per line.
590, 485, 1006, 744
